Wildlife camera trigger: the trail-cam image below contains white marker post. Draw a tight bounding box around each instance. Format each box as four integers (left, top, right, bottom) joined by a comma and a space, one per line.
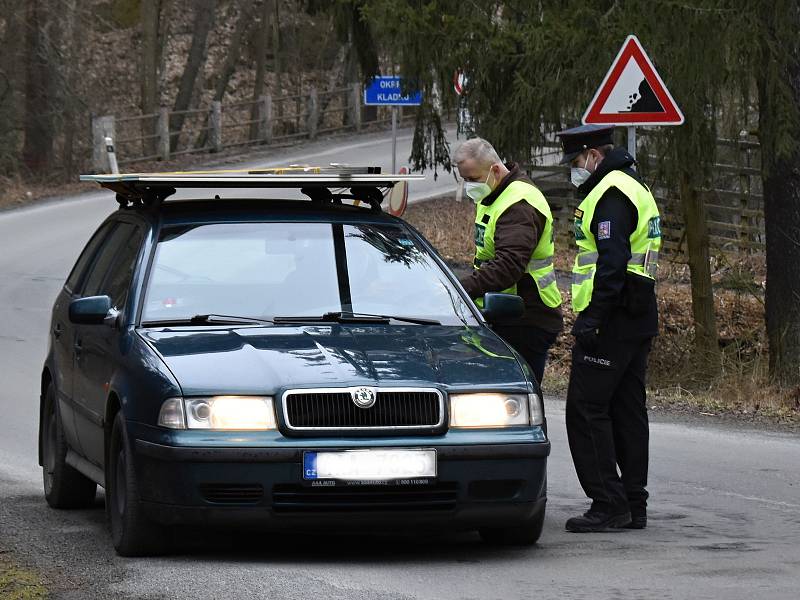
104, 136, 119, 174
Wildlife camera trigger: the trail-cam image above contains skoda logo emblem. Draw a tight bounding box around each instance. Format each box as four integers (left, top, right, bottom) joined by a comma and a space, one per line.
351, 387, 377, 409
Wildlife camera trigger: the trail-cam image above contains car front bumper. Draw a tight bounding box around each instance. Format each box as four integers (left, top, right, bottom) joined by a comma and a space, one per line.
130, 423, 549, 531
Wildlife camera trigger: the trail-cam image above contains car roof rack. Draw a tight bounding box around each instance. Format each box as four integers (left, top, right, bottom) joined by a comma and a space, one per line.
80, 165, 424, 211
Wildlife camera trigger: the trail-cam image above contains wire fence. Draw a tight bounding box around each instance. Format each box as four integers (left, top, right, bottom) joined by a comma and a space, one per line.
528, 136, 764, 255
90, 83, 415, 171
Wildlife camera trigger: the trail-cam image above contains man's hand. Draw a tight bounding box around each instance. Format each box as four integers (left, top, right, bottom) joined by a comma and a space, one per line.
572, 314, 602, 353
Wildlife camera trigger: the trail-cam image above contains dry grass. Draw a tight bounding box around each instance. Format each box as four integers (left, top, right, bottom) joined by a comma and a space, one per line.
0, 175, 89, 210
404, 195, 799, 423
0, 556, 47, 600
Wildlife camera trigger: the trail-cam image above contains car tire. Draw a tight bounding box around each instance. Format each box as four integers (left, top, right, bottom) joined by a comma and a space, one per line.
107, 411, 165, 557
41, 383, 97, 509
479, 504, 546, 546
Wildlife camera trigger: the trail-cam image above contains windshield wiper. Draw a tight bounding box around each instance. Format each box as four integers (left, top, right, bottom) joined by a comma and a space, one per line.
273, 312, 440, 325
141, 314, 272, 327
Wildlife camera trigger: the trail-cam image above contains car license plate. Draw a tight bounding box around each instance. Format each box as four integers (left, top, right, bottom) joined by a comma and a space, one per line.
303, 449, 436, 485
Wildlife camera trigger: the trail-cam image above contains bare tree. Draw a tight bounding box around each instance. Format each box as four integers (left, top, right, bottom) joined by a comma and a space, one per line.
195, 0, 256, 147
22, 0, 55, 173
169, 0, 216, 152
213, 0, 255, 102
756, 0, 800, 386
140, 0, 161, 156
680, 176, 722, 377
249, 0, 272, 140
0, 2, 23, 172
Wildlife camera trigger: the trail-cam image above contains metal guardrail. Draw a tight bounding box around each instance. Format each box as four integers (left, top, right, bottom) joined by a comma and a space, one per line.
91, 83, 415, 171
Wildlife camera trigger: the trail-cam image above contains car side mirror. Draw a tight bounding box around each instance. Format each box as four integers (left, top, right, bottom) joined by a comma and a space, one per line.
69, 295, 116, 326
481, 293, 524, 322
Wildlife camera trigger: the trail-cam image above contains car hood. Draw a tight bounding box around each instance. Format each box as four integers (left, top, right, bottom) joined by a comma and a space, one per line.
138, 324, 528, 395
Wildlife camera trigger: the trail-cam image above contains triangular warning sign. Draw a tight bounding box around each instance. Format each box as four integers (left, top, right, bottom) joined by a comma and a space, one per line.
583, 35, 684, 126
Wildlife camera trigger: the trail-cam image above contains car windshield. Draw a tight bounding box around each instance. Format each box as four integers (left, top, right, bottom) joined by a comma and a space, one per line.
141, 222, 478, 326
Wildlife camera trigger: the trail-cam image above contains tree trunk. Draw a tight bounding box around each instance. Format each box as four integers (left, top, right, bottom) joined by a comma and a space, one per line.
249, 0, 271, 140
140, 0, 161, 156
0, 3, 22, 172
169, 0, 216, 151
21, 0, 54, 173
61, 0, 82, 178
272, 0, 281, 77
758, 1, 800, 386
212, 0, 254, 102
195, 0, 254, 147
680, 174, 722, 380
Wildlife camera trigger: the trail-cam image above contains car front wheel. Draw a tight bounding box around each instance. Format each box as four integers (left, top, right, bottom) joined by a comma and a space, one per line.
107, 411, 165, 556
41, 383, 97, 509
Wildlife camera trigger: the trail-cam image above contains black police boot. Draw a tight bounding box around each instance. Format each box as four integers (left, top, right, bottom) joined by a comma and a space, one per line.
565, 509, 632, 533
624, 508, 647, 529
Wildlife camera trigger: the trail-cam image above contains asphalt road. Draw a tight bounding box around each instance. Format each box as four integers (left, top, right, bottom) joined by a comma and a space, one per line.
1, 129, 799, 599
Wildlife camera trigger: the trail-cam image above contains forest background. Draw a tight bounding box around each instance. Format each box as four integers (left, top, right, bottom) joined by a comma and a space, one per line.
0, 0, 797, 421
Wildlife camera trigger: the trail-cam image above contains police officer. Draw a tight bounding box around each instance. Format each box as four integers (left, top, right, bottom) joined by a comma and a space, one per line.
453, 138, 563, 384
556, 124, 661, 532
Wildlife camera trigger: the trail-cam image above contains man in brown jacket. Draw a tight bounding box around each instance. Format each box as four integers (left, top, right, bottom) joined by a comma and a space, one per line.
454, 138, 563, 384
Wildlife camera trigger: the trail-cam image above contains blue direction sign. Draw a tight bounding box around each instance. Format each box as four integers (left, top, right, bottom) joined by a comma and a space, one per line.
364, 76, 423, 106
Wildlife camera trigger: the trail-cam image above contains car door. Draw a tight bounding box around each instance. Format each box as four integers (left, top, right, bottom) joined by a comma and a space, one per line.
51, 221, 115, 453
72, 221, 144, 466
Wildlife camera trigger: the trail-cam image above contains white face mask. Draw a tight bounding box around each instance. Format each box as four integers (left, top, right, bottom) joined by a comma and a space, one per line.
464, 170, 494, 203
570, 153, 594, 188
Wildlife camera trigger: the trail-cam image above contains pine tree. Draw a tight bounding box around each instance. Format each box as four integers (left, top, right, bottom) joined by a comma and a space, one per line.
363, 0, 739, 379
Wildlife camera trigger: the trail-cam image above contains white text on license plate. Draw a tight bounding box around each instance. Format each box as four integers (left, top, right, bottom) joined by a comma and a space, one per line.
303, 449, 436, 481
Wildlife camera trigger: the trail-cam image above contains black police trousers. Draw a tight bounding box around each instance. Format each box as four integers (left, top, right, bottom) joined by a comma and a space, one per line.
566, 335, 652, 514
493, 324, 559, 386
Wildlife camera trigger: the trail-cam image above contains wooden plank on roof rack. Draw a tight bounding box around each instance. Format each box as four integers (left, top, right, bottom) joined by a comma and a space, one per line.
79, 169, 424, 191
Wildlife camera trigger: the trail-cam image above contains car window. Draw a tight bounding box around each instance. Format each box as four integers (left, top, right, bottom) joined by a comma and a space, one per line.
102, 226, 145, 308
81, 223, 135, 297
65, 222, 114, 292
141, 222, 478, 326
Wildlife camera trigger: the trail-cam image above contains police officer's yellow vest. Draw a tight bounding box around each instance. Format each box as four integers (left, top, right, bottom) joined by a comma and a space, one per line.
572, 170, 661, 312
473, 180, 562, 309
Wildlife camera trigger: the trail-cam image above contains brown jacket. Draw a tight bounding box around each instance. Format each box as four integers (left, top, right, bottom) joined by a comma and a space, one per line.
460, 165, 563, 333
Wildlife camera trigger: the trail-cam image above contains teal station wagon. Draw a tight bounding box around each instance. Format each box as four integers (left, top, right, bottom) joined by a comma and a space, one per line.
39, 167, 549, 555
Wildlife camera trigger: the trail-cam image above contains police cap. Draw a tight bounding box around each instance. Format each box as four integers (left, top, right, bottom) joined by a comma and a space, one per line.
556, 124, 615, 165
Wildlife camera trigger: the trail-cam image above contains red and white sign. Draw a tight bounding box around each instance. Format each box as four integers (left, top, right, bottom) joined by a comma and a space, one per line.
453, 69, 467, 96
582, 35, 684, 126
387, 166, 409, 217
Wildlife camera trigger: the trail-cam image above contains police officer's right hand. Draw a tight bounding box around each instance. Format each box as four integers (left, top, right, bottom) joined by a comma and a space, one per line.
572, 315, 602, 353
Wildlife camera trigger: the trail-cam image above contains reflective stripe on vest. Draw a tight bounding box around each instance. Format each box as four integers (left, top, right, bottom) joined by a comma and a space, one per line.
571, 170, 662, 312
474, 180, 562, 309
571, 250, 660, 284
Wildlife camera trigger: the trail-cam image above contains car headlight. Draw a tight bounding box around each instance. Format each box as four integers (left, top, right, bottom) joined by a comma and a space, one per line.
158, 396, 277, 430
450, 393, 543, 428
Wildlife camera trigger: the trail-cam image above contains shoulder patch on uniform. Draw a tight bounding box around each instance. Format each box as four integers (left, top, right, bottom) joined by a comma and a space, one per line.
574, 208, 584, 219
597, 220, 611, 240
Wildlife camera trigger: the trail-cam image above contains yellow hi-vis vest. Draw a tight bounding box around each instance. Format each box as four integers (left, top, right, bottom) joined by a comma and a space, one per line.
572, 170, 661, 312
473, 180, 562, 309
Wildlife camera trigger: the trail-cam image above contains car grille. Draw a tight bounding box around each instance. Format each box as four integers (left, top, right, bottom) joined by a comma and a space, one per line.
199, 483, 264, 505
271, 483, 458, 513
282, 388, 443, 432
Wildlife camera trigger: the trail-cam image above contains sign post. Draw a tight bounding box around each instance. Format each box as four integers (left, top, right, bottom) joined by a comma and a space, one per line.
582, 35, 684, 161
391, 106, 397, 173
364, 76, 423, 173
